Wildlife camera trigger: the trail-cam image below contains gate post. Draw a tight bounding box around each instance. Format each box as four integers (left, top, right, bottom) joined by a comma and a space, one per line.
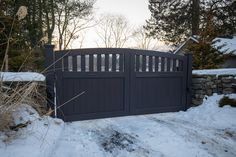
185, 53, 193, 109
44, 45, 56, 116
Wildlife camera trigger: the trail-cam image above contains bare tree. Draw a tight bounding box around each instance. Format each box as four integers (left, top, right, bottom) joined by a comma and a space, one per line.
55, 0, 95, 50
132, 26, 174, 52
95, 14, 132, 48
132, 26, 159, 50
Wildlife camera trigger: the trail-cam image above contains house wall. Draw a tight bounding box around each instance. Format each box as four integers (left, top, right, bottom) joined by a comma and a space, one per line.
191, 74, 236, 106
221, 56, 236, 68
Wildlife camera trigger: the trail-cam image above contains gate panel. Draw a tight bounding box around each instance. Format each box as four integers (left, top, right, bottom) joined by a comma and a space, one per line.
130, 50, 188, 114
60, 77, 126, 121
54, 49, 130, 121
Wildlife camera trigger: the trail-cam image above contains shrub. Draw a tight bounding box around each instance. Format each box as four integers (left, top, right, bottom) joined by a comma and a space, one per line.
219, 96, 236, 108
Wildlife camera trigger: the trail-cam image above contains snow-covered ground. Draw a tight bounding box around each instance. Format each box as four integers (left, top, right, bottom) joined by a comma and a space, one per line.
0, 72, 45, 82
1, 94, 236, 157
193, 68, 236, 76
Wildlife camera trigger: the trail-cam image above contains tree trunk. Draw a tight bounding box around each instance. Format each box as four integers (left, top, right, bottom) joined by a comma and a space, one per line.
192, 0, 200, 35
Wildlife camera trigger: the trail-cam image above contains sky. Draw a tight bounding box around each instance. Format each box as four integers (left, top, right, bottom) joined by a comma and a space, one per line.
75, 0, 151, 48
94, 0, 150, 26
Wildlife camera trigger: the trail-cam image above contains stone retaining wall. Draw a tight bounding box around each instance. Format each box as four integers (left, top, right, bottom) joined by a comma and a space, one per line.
192, 74, 236, 106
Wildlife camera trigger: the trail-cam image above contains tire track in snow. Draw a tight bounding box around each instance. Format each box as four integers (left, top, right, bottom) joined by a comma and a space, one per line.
148, 117, 236, 157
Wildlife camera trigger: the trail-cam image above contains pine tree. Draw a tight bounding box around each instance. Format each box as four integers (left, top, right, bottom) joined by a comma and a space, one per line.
145, 0, 193, 45
187, 12, 226, 69
145, 0, 236, 45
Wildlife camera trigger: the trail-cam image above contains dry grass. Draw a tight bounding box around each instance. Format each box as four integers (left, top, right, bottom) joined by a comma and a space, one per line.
0, 81, 47, 131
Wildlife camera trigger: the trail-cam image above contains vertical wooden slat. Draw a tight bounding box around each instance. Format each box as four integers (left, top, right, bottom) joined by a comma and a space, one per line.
179, 60, 183, 71
77, 55, 82, 72
72, 55, 77, 72
81, 54, 85, 72
119, 54, 123, 72
161, 57, 165, 72
167, 58, 170, 72
173, 59, 177, 72
112, 54, 116, 72
97, 54, 101, 72
89, 54, 93, 72
152, 56, 155, 72
93, 54, 97, 72
142, 55, 146, 72
115, 54, 119, 72
105, 54, 109, 71
139, 55, 142, 72
155, 56, 159, 72
149, 56, 153, 72
64, 56, 68, 71
136, 55, 140, 72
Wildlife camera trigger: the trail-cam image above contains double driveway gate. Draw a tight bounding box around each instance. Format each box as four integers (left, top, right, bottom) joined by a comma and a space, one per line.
45, 45, 192, 122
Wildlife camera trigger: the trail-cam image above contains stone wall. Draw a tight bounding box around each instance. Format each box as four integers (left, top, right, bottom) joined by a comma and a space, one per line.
191, 74, 236, 106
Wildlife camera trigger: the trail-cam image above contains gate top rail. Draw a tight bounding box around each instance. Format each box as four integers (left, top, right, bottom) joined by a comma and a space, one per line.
55, 48, 185, 60
50, 47, 187, 73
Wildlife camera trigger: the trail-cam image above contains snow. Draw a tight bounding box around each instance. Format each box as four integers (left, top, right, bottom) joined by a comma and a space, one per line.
1, 94, 236, 157
0, 72, 45, 82
0, 104, 64, 157
193, 68, 236, 76
213, 36, 236, 55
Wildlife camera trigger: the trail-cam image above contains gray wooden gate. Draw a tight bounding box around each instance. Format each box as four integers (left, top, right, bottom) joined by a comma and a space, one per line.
45, 45, 192, 122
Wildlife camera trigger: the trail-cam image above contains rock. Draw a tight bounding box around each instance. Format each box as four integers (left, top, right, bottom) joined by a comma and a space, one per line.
206, 81, 214, 86
194, 90, 205, 95
206, 89, 213, 96
222, 88, 234, 94
218, 88, 223, 93
192, 84, 203, 90
212, 88, 217, 93
222, 83, 232, 88
192, 78, 206, 84
206, 76, 213, 81
194, 94, 205, 99
212, 85, 217, 89
192, 99, 203, 106
232, 83, 236, 89
221, 78, 233, 83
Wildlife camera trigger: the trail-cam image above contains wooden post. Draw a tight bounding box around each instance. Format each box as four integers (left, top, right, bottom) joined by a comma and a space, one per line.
185, 53, 193, 109
44, 44, 56, 117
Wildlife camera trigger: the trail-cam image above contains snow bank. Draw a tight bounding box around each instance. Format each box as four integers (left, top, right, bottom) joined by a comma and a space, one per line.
0, 72, 45, 82
176, 94, 236, 129
193, 68, 236, 76
0, 105, 64, 157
